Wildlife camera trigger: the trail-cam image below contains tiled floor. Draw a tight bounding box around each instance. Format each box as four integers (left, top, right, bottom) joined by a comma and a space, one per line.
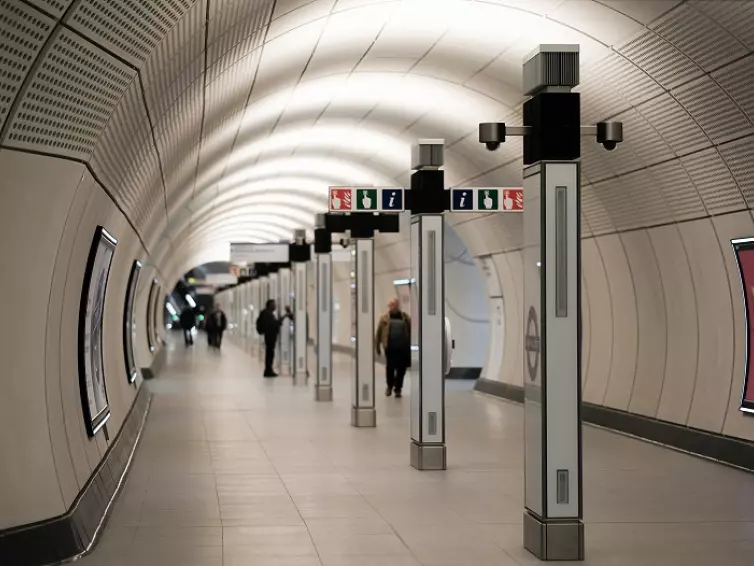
79, 334, 754, 565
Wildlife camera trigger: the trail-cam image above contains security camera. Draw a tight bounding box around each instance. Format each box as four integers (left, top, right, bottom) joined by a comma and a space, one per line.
479, 122, 505, 152
597, 121, 623, 151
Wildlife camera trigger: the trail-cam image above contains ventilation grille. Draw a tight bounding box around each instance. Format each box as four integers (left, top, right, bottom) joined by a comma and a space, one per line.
619, 30, 701, 90
23, 0, 73, 19
523, 50, 579, 96
142, 0, 206, 119
673, 76, 754, 145
682, 147, 746, 215
718, 135, 754, 209
650, 3, 747, 72
0, 0, 55, 131
638, 94, 709, 156
4, 27, 135, 160
689, 0, 754, 52
65, 0, 194, 67
713, 54, 754, 124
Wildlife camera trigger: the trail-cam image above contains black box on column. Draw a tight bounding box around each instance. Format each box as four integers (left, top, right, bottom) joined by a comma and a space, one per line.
314, 228, 331, 254
523, 92, 580, 165
409, 170, 446, 214
289, 243, 311, 262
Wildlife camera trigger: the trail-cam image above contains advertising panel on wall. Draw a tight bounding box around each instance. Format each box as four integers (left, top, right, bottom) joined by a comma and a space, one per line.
123, 260, 141, 384
79, 226, 117, 437
152, 283, 162, 346
146, 279, 158, 352
732, 237, 754, 413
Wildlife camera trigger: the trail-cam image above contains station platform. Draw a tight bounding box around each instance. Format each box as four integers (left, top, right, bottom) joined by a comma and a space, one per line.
77, 335, 754, 566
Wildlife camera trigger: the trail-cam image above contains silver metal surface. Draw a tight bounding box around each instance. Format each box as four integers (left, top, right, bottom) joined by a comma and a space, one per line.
411, 139, 444, 170
314, 386, 333, 402
315, 213, 326, 229
555, 185, 568, 318
294, 229, 306, 244
523, 511, 585, 561
410, 442, 447, 471
428, 230, 437, 315
351, 407, 376, 428
523, 44, 580, 96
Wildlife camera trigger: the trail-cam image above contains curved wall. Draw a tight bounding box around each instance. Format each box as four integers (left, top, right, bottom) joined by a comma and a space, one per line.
0, 150, 164, 529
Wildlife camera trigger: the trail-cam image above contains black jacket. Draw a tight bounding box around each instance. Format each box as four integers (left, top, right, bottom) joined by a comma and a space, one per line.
259, 309, 282, 344
206, 310, 227, 332
179, 308, 196, 329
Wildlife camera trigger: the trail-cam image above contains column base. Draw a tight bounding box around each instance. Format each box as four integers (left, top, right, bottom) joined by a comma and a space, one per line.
351, 407, 376, 427
410, 441, 446, 471
314, 386, 333, 401
523, 510, 584, 561
293, 373, 308, 386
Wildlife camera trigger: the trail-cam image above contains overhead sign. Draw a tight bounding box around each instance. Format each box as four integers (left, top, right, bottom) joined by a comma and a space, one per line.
329, 186, 405, 212
449, 187, 523, 212
207, 273, 237, 285
230, 242, 289, 264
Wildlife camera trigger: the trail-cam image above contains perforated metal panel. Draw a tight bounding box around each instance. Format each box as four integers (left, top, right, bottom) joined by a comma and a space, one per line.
0, 0, 55, 132
650, 3, 747, 72
580, 138, 618, 184
718, 136, 754, 209
164, 143, 199, 204
23, 0, 73, 19
691, 0, 754, 50
713, 54, 754, 125
647, 159, 706, 222
681, 147, 746, 215
209, 0, 273, 43
608, 107, 674, 176
580, 181, 615, 236
3, 27, 135, 160
673, 76, 754, 145
619, 29, 701, 90
65, 0, 195, 67
154, 78, 203, 176
638, 94, 709, 156
593, 170, 673, 232
581, 52, 662, 115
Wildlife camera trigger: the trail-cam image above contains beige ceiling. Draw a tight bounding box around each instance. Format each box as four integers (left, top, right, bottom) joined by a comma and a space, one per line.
1, 0, 753, 283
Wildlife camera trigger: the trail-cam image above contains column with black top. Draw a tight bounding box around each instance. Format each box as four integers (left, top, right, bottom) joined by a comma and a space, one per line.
352, 235, 375, 427
409, 139, 447, 470
278, 260, 292, 375
314, 215, 333, 401
291, 229, 309, 385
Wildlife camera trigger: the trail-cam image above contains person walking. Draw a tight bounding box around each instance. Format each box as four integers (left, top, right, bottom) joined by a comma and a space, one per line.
206, 303, 228, 350
375, 297, 411, 398
179, 306, 196, 346
257, 299, 283, 377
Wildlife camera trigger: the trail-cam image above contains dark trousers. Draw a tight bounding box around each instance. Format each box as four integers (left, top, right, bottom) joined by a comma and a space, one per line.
385, 349, 407, 392
264, 339, 276, 374
183, 329, 193, 345
208, 330, 223, 348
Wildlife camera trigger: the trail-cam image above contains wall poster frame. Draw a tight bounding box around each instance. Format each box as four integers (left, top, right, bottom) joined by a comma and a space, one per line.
152, 283, 162, 346
78, 226, 117, 437
732, 237, 754, 414
146, 279, 158, 352
123, 260, 142, 384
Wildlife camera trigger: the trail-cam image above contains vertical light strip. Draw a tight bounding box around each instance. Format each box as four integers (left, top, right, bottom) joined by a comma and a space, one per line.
555, 185, 568, 318
361, 250, 369, 314
321, 262, 329, 312
428, 230, 437, 316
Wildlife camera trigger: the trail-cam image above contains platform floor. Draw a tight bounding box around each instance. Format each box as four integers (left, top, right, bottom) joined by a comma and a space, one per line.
78, 333, 754, 565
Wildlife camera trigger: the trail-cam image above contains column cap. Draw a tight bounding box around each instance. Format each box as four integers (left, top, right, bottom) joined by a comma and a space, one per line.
412, 139, 445, 171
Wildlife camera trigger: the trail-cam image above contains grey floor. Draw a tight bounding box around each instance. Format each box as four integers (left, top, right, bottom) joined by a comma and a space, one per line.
79, 333, 754, 565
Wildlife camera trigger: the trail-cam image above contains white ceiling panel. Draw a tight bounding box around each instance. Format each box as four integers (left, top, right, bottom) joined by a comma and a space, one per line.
356, 55, 416, 73
0, 0, 55, 132
250, 20, 329, 103
673, 75, 754, 145
209, 0, 273, 43
606, 107, 674, 175
650, 3, 748, 72
682, 147, 746, 215
154, 78, 204, 174
583, 51, 663, 111
268, 0, 335, 41
463, 72, 523, 108
66, 0, 194, 67
483, 0, 566, 15
551, 0, 642, 46
692, 0, 754, 51
718, 135, 754, 209
638, 93, 709, 157
712, 55, 754, 125
595, 0, 681, 25
619, 29, 701, 90
335, 0, 388, 11
2, 27, 135, 160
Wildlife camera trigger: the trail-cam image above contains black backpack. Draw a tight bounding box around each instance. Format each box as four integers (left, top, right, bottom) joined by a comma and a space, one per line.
256, 313, 264, 335
387, 314, 409, 350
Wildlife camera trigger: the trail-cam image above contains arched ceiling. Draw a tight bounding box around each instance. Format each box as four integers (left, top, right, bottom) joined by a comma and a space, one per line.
2, 0, 753, 285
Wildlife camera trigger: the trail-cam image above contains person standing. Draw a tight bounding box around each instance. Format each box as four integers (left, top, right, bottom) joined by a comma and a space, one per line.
206, 303, 228, 349
257, 299, 283, 377
180, 306, 196, 346
375, 297, 411, 398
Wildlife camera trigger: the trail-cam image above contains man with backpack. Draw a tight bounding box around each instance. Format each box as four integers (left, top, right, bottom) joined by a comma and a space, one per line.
257, 299, 291, 377
375, 297, 411, 398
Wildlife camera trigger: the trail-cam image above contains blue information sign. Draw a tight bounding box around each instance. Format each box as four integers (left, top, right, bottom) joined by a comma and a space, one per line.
381, 188, 404, 211
451, 188, 474, 211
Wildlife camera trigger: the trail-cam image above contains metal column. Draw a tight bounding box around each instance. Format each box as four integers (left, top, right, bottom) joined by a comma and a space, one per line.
315, 248, 333, 401
279, 267, 292, 374
258, 275, 269, 359
351, 238, 376, 427
293, 260, 308, 385
250, 278, 260, 358
521, 45, 584, 562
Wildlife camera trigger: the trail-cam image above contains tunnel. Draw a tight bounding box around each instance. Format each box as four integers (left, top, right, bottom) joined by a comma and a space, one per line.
1, 0, 754, 564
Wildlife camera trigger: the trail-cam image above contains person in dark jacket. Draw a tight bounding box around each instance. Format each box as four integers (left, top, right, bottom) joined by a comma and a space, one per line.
179, 307, 196, 346
206, 303, 228, 350
257, 299, 291, 377
375, 298, 411, 398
